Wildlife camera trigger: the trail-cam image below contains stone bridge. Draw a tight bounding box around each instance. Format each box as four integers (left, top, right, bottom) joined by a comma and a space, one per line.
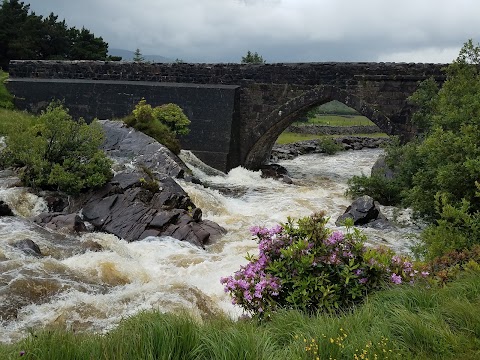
7, 60, 446, 172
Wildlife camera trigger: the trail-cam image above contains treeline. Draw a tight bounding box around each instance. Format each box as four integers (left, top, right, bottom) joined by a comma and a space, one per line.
347, 39, 480, 260
0, 0, 116, 70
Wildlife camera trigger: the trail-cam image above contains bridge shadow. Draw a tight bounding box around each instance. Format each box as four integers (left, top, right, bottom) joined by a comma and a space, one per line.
243, 85, 393, 169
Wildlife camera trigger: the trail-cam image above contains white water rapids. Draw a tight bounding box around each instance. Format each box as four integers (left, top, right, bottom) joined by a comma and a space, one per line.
0, 149, 421, 343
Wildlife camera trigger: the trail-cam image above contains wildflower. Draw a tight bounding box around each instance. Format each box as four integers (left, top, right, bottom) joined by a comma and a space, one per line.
391, 273, 402, 284
421, 271, 430, 277
391, 255, 401, 264
325, 231, 344, 246
20, 351, 25, 357
359, 277, 368, 284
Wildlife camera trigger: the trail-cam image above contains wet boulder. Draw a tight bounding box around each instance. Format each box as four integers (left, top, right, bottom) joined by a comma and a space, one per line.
98, 120, 190, 179
336, 195, 389, 226
260, 164, 293, 184
81, 171, 226, 248
33, 213, 87, 233
371, 154, 395, 179
13, 239, 42, 257
0, 200, 14, 216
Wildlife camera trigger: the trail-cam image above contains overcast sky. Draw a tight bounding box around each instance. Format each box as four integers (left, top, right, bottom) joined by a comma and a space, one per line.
25, 0, 480, 63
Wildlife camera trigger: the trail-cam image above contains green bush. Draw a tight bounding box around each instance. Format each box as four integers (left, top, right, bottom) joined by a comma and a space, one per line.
418, 196, 480, 260
124, 99, 191, 154
0, 70, 14, 109
1, 101, 112, 194
346, 174, 404, 205
318, 137, 343, 155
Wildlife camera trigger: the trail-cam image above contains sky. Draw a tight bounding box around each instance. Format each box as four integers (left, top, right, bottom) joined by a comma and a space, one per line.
25, 0, 480, 63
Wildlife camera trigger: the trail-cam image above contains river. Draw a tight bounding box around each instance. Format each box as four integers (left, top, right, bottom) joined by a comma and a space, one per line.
0, 148, 420, 343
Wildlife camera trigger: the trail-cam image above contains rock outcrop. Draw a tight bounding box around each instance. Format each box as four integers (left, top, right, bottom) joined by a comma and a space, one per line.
336, 195, 389, 227
371, 154, 395, 179
79, 171, 225, 248
98, 120, 191, 179
33, 120, 226, 248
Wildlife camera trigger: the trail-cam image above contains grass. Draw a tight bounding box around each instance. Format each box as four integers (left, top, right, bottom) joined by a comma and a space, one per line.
0, 108, 37, 136
0, 70, 14, 110
0, 71, 37, 137
276, 131, 389, 145
1, 271, 480, 359
296, 115, 376, 127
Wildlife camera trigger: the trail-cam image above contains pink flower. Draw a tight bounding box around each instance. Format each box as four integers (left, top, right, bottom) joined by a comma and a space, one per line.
391, 273, 402, 284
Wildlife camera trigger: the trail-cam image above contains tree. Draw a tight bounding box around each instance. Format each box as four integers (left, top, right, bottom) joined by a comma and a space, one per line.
68, 27, 108, 60
347, 39, 480, 258
133, 48, 145, 62
0, 1, 109, 69
241, 50, 265, 64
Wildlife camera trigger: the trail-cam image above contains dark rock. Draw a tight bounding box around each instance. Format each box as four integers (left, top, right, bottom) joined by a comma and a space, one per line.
0, 200, 14, 216
33, 213, 87, 233
335, 195, 388, 226
98, 120, 190, 179
192, 207, 202, 222
260, 163, 293, 183
13, 239, 42, 257
260, 163, 288, 178
81, 171, 226, 247
43, 193, 67, 212
371, 155, 395, 179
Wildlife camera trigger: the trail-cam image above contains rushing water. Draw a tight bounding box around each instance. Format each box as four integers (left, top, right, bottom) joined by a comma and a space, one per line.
0, 149, 421, 343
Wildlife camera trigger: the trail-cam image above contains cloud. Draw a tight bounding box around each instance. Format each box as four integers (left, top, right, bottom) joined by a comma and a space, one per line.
26, 0, 480, 62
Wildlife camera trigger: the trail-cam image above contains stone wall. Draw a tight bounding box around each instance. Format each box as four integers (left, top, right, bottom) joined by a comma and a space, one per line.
287, 124, 382, 135
8, 60, 446, 85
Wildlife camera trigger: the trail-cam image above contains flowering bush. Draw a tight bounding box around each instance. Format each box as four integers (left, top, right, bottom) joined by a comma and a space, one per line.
221, 212, 425, 318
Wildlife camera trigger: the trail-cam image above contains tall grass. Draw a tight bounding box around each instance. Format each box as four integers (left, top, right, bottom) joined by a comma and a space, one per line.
0, 108, 37, 136
0, 70, 14, 109
2, 272, 480, 359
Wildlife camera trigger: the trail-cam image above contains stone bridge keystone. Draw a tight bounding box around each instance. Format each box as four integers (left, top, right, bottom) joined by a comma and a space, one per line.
7, 60, 447, 172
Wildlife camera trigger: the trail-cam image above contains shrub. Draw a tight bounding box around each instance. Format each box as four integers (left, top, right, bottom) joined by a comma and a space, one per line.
346, 174, 403, 205
422, 244, 480, 285
318, 137, 343, 155
124, 99, 190, 154
221, 213, 424, 319
417, 195, 480, 260
0, 70, 14, 109
1, 101, 112, 194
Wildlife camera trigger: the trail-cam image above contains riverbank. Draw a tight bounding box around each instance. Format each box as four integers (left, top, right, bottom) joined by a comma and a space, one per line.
271, 136, 390, 161
1, 271, 479, 359
287, 123, 382, 135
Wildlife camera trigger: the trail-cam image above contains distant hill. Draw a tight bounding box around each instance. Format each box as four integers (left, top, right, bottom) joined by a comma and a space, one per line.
108, 48, 174, 63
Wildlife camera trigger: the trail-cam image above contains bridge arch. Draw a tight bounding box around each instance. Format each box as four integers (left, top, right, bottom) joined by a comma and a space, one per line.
243, 85, 393, 170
